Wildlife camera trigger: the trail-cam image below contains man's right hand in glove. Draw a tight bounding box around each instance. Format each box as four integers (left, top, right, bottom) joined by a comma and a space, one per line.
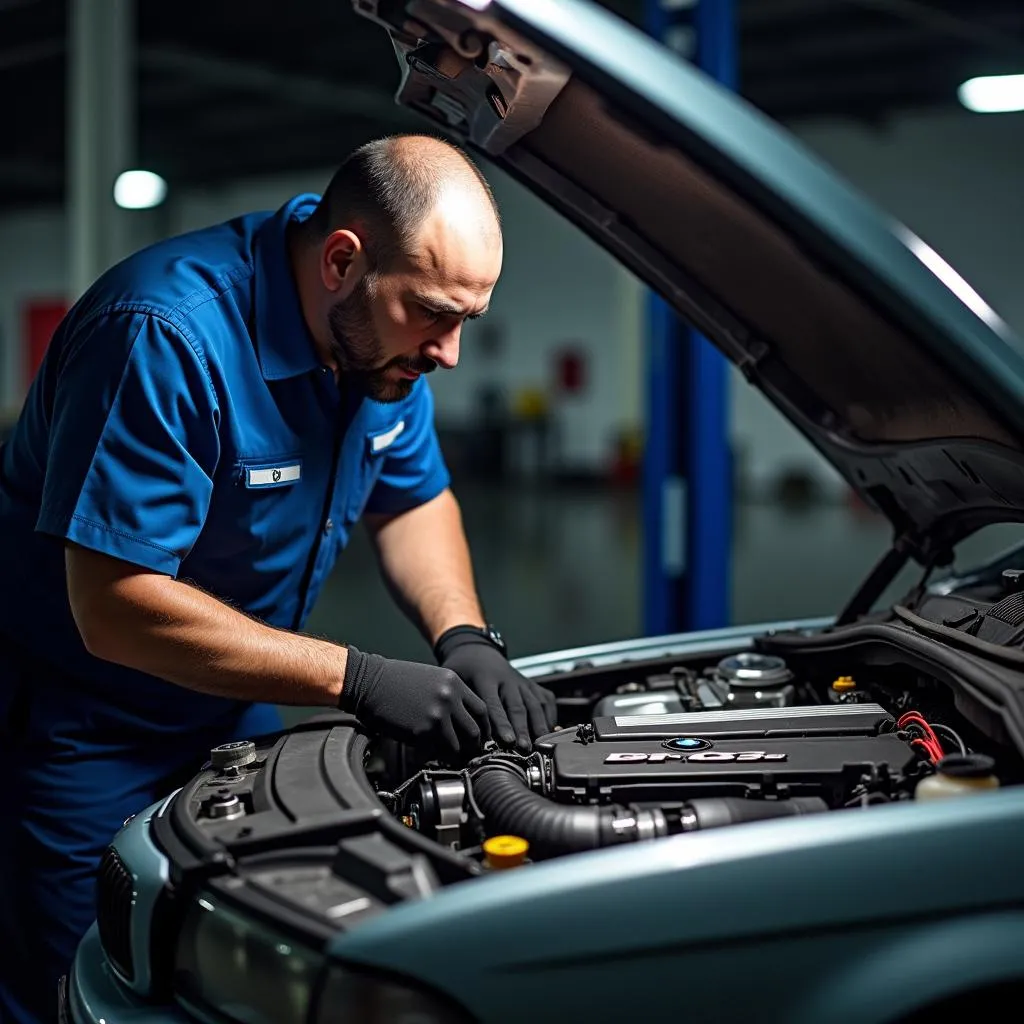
339, 644, 491, 761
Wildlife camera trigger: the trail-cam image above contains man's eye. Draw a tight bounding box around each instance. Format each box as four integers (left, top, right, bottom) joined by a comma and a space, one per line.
420, 306, 441, 324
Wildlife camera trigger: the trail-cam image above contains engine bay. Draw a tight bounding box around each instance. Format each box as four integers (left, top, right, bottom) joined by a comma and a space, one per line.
123, 623, 1024, 992
375, 648, 1016, 865
141, 626, 1022, 927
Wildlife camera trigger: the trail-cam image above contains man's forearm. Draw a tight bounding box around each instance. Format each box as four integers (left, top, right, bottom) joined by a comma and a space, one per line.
366, 489, 485, 646
67, 546, 347, 706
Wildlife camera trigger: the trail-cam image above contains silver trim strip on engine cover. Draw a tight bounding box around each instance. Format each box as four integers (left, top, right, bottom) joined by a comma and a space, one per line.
613, 703, 888, 727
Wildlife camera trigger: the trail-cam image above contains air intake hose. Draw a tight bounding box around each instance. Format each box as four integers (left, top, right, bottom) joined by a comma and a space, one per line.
471, 762, 829, 858
679, 796, 828, 831
471, 761, 661, 858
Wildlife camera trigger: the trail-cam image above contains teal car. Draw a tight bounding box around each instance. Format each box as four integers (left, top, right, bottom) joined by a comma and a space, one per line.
63, 0, 1024, 1021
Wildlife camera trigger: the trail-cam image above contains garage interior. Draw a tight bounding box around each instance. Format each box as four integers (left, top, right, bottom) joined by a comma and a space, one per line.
3, 0, 1024, 682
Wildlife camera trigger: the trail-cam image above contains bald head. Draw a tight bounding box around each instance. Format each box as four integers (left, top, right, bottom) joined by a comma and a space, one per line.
305, 134, 501, 270
290, 134, 502, 403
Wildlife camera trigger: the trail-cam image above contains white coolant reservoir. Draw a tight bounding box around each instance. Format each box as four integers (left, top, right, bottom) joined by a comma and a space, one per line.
915, 754, 1000, 801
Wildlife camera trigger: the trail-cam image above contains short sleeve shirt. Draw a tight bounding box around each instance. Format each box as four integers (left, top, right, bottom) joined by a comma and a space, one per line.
0, 195, 450, 722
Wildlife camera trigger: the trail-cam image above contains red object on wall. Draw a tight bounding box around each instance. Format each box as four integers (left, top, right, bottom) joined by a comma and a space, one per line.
554, 345, 587, 394
22, 299, 68, 389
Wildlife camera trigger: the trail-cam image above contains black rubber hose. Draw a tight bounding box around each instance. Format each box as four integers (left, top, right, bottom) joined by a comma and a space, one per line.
471, 763, 831, 858
471, 762, 633, 858
683, 796, 828, 830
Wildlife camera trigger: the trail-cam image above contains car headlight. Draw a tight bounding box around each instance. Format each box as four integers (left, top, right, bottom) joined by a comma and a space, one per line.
314, 963, 474, 1024
174, 891, 323, 1024
174, 890, 474, 1024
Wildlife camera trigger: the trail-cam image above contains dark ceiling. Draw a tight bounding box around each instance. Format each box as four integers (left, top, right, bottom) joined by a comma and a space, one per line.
2, 0, 1024, 211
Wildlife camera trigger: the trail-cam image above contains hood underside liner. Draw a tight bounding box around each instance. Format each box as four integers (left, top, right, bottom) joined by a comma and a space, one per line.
356, 0, 1024, 558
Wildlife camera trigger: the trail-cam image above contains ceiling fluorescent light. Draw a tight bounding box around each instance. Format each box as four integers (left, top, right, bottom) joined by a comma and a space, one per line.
958, 74, 1024, 113
113, 170, 168, 210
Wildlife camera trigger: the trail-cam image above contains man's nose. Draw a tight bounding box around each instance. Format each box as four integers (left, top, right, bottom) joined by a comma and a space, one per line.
424, 322, 461, 370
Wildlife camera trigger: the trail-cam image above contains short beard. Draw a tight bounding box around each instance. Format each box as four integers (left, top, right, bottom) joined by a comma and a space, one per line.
326, 275, 434, 403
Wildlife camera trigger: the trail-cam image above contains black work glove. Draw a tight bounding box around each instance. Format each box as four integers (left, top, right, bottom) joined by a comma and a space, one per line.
340, 645, 490, 762
437, 635, 558, 753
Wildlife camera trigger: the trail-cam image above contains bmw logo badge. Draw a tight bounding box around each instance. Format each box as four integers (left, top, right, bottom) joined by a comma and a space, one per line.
662, 736, 712, 752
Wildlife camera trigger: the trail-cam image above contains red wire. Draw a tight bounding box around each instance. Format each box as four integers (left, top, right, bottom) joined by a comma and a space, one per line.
899, 712, 945, 757
898, 711, 928, 731
910, 737, 943, 763
900, 711, 946, 763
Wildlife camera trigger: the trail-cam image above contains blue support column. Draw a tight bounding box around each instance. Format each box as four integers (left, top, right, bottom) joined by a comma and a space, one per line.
642, 0, 735, 634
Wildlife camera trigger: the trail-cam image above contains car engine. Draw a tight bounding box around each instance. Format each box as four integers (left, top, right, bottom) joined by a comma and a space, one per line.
379, 651, 1005, 864
96, 634, 1021, 1005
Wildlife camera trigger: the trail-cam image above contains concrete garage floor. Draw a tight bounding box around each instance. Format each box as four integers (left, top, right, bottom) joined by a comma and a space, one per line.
281, 484, 1024, 727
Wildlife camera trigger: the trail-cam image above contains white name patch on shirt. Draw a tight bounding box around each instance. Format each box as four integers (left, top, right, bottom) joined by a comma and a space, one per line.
370, 420, 405, 453
246, 463, 302, 488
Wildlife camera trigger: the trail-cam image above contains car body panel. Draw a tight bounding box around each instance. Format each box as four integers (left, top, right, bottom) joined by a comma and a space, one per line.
68, 926, 192, 1024
65, 799, 180, 1022
325, 788, 1024, 1021
484, 0, 1022, 379
794, 912, 1024, 1024
112, 794, 175, 995
511, 616, 833, 676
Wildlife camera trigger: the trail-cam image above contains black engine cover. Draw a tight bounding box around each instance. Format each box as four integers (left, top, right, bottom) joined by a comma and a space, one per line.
538, 704, 915, 805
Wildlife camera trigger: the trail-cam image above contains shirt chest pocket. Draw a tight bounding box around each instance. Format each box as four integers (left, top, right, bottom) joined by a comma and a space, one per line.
211, 454, 307, 553
345, 419, 405, 521
239, 456, 304, 490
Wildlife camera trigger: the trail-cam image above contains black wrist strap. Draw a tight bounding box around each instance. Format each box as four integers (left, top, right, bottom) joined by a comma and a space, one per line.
433, 625, 505, 664
339, 644, 370, 711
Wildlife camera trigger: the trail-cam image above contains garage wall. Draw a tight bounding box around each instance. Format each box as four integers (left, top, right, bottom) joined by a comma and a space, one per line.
0, 206, 163, 416
0, 208, 68, 416
0, 106, 1022, 486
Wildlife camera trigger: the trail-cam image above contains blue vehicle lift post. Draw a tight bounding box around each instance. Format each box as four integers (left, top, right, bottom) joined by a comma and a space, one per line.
642, 0, 736, 634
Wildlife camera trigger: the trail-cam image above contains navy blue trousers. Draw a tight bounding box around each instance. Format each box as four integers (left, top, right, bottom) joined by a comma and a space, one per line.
0, 648, 282, 1023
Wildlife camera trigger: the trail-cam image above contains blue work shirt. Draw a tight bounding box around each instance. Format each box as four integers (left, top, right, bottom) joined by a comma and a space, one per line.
0, 194, 450, 731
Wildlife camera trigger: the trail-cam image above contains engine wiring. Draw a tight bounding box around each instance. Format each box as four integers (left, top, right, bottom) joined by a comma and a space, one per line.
898, 711, 944, 762
839, 708, 972, 807
897, 711, 967, 763
929, 722, 969, 756
910, 737, 942, 762
376, 765, 468, 810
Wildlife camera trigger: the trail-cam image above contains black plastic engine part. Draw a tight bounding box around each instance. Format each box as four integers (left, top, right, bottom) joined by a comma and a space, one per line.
548, 732, 914, 801
538, 705, 915, 807
678, 796, 827, 830
548, 737, 909, 806
470, 761, 667, 858
470, 761, 830, 857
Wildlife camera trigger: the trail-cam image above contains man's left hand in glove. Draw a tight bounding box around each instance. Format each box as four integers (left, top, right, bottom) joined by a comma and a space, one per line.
435, 626, 558, 753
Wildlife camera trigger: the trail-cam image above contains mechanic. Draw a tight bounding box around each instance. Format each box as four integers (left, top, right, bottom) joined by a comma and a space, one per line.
0, 134, 556, 1023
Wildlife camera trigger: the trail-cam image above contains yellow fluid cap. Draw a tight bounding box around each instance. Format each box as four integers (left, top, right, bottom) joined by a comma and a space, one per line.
832, 675, 856, 692
483, 835, 530, 869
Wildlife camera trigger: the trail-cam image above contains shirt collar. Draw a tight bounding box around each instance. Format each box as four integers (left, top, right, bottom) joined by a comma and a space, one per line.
253, 193, 324, 381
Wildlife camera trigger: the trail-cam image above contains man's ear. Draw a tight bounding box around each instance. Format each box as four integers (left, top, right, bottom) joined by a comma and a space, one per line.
321, 229, 367, 294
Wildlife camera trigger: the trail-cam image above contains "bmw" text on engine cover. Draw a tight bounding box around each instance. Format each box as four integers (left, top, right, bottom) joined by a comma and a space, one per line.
603, 751, 788, 763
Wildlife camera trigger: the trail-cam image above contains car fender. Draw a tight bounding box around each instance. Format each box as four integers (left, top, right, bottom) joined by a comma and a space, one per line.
793, 910, 1024, 1024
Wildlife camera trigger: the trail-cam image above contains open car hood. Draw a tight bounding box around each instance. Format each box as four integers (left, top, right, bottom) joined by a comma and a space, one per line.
355, 0, 1024, 565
